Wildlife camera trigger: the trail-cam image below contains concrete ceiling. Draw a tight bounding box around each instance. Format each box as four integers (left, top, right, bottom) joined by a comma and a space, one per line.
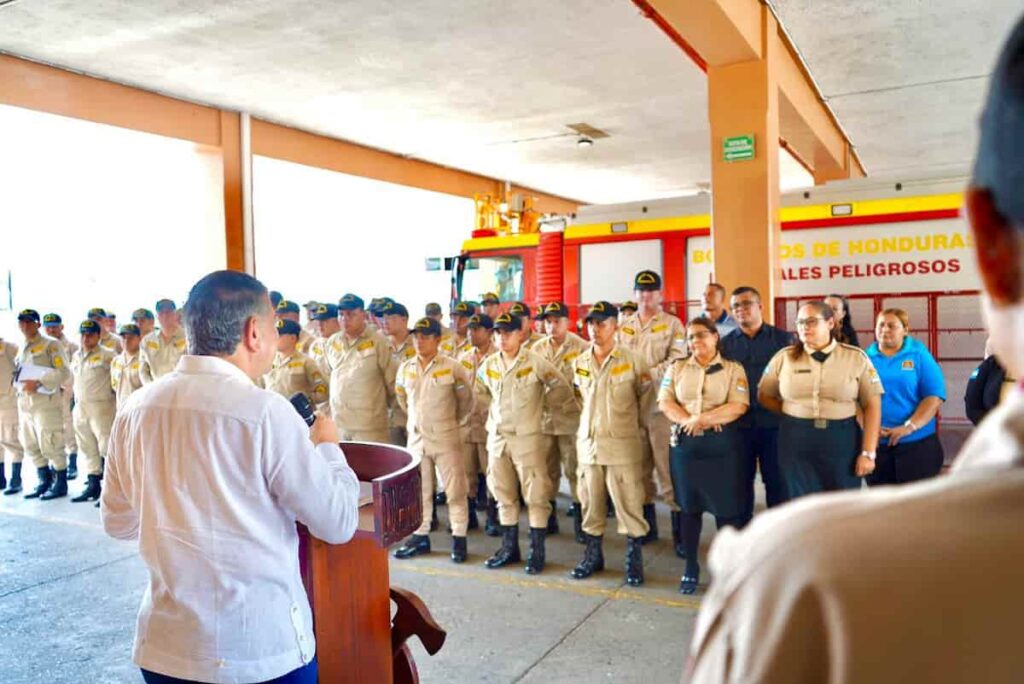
772, 0, 1021, 178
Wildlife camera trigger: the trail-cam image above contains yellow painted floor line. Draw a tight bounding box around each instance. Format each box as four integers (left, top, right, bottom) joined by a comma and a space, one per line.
0, 506, 106, 532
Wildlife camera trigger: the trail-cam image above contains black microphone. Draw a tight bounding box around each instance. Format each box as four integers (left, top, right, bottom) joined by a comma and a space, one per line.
289, 392, 316, 427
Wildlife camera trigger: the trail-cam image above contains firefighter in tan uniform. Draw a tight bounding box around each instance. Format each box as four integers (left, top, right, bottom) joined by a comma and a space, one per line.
534, 301, 589, 540
275, 300, 314, 354
263, 319, 328, 406
15, 309, 71, 500
508, 302, 544, 348
392, 317, 475, 563
306, 303, 339, 413
131, 308, 157, 338
0, 335, 24, 495
111, 324, 144, 409
381, 301, 416, 446
68, 320, 116, 503
569, 302, 652, 586
476, 313, 576, 575
424, 302, 452, 337
617, 269, 687, 549
325, 294, 397, 442
441, 301, 474, 357
480, 292, 502, 320
140, 299, 186, 383
458, 314, 498, 535
89, 308, 123, 354
43, 312, 80, 480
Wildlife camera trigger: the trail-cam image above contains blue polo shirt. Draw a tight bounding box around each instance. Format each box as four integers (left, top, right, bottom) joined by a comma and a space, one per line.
866, 336, 946, 445
720, 323, 794, 429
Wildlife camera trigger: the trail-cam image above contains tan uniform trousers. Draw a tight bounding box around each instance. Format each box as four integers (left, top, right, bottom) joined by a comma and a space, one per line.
487, 434, 554, 529
18, 395, 66, 469
0, 408, 23, 464
463, 440, 488, 484
415, 449, 469, 536
73, 400, 114, 476
547, 434, 579, 502
339, 428, 391, 444
61, 389, 77, 453
579, 462, 649, 538
642, 412, 678, 511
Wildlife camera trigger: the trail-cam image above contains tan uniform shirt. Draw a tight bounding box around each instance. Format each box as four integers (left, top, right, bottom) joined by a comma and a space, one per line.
441, 333, 472, 358
475, 347, 576, 442
140, 328, 187, 383
658, 354, 750, 417
617, 309, 687, 391
16, 334, 71, 406
388, 335, 417, 429
51, 335, 79, 367
759, 340, 883, 420
395, 354, 473, 454
0, 340, 18, 413
573, 345, 651, 466
297, 330, 314, 356
263, 350, 328, 406
71, 347, 116, 405
308, 336, 330, 376
99, 331, 123, 354
325, 326, 397, 433
533, 332, 588, 435
687, 388, 1024, 684
111, 351, 143, 409
524, 331, 544, 350
457, 344, 495, 443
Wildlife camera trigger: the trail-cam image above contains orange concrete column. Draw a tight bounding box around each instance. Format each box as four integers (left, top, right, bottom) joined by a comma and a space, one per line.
708, 6, 782, 321
220, 111, 247, 272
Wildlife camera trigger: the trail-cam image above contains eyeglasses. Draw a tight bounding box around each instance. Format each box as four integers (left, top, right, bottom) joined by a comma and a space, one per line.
796, 317, 824, 328
730, 300, 757, 311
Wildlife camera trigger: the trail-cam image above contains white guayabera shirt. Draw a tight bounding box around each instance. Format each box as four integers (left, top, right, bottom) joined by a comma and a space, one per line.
101, 355, 360, 683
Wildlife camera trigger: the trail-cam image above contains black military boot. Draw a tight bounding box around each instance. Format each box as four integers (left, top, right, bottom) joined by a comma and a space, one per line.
546, 500, 559, 534
525, 527, 547, 575
573, 509, 585, 544
451, 536, 467, 563
625, 536, 645, 587
40, 468, 68, 500
0, 463, 5, 491
670, 511, 687, 558
3, 463, 22, 495
566, 501, 580, 518
641, 503, 659, 544
484, 524, 520, 569
475, 474, 488, 511
484, 496, 500, 537
393, 534, 431, 559
71, 474, 101, 503
467, 498, 479, 530
430, 506, 439, 532
24, 467, 52, 499
569, 534, 605, 579
434, 490, 447, 506
67, 453, 78, 480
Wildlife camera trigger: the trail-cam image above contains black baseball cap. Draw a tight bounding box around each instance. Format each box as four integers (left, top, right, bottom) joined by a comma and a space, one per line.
481, 292, 500, 305
468, 314, 494, 330
541, 301, 569, 319
620, 300, 638, 313
494, 313, 522, 332
451, 301, 475, 316
585, 301, 618, 323
425, 302, 443, 316
18, 309, 40, 323
79, 320, 102, 335
412, 317, 442, 337
633, 270, 662, 291
276, 319, 302, 336
508, 301, 531, 319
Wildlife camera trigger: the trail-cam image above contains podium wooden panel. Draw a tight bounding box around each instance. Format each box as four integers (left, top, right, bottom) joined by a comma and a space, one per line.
298, 441, 442, 684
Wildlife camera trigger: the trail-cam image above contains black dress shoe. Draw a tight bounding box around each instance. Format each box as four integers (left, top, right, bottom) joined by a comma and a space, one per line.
393, 535, 431, 559
451, 536, 467, 563
40, 469, 68, 500
484, 525, 521, 569
434, 491, 447, 506
625, 536, 644, 587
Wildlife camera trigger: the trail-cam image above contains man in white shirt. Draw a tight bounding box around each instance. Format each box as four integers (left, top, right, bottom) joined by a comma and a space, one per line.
686, 17, 1024, 683
101, 270, 361, 684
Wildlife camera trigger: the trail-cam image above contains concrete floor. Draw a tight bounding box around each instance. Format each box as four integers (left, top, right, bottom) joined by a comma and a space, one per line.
0, 468, 724, 684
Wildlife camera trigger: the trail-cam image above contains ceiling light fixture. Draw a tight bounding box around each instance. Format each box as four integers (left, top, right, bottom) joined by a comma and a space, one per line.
577, 136, 594, 149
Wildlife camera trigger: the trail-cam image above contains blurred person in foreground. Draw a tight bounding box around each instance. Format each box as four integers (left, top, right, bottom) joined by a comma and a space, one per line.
101, 270, 360, 684
686, 17, 1024, 683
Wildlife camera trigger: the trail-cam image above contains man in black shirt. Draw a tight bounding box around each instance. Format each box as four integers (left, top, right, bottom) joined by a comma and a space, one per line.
719, 286, 793, 526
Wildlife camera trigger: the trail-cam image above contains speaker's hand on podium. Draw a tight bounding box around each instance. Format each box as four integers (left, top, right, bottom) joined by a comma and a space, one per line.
310, 412, 339, 446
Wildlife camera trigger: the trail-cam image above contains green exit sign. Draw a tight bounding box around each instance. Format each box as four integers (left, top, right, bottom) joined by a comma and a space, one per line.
723, 134, 755, 162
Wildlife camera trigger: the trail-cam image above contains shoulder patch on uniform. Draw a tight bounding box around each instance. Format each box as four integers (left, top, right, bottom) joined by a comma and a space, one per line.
146, 341, 159, 350
563, 352, 579, 363
433, 368, 452, 379
651, 323, 668, 334
53, 355, 64, 368
611, 362, 633, 376
357, 339, 375, 352
288, 361, 304, 368
736, 380, 748, 393
461, 360, 474, 370
486, 369, 501, 380
515, 366, 533, 378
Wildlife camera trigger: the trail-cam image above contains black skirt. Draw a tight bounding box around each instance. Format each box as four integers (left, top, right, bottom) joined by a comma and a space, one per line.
778, 415, 861, 501
669, 424, 745, 518
867, 433, 945, 486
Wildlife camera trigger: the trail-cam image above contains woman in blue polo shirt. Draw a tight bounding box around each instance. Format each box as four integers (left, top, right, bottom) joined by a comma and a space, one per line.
866, 308, 946, 485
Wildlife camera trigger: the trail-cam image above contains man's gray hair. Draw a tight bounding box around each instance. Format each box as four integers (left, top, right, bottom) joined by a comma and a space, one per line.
182, 270, 270, 357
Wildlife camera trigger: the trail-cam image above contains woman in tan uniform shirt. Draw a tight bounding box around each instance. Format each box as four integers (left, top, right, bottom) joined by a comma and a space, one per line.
658, 317, 750, 595
758, 301, 883, 502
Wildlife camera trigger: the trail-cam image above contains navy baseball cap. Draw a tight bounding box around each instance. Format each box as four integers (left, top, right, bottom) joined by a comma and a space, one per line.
87, 307, 107, 320
481, 292, 500, 305
155, 299, 177, 313
508, 302, 531, 319
132, 308, 155, 321
338, 294, 365, 311
585, 301, 618, 322
276, 299, 300, 315
973, 15, 1024, 226
79, 320, 102, 335
542, 302, 569, 319
276, 319, 302, 336
381, 301, 409, 318
451, 301, 475, 316
311, 303, 339, 321
620, 300, 638, 313
18, 309, 40, 323
494, 313, 522, 332
468, 313, 494, 330
118, 323, 141, 337
633, 270, 662, 291
269, 291, 284, 308
412, 317, 442, 336
42, 313, 62, 325
424, 302, 442, 316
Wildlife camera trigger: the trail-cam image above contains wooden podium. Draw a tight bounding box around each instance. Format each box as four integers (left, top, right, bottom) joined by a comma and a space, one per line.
298, 442, 446, 683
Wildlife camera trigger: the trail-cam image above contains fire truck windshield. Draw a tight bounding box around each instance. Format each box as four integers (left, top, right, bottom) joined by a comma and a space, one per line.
461, 255, 523, 303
